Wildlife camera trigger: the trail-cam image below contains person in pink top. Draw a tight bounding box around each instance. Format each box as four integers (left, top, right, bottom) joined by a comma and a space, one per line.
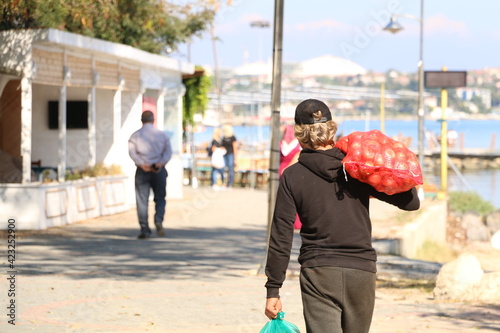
279, 124, 302, 229
279, 125, 301, 176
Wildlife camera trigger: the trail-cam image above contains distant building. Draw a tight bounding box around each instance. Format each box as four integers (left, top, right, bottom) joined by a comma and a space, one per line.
217, 54, 367, 85
455, 87, 492, 109
292, 55, 366, 78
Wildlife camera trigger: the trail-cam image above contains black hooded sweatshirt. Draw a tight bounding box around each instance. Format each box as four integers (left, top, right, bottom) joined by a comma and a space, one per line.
265, 147, 420, 298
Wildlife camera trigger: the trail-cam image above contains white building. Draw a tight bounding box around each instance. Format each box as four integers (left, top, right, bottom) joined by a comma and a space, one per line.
455, 87, 492, 109
0, 29, 193, 229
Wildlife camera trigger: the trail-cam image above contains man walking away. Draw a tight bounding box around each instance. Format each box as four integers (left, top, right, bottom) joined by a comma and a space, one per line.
128, 110, 172, 239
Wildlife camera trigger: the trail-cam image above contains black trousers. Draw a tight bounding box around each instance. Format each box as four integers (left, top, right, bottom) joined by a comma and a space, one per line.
300, 266, 376, 333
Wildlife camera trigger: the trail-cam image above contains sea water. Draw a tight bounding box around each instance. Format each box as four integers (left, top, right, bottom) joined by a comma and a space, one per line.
195, 119, 500, 149
424, 169, 500, 209
194, 119, 500, 208
342, 119, 500, 208
336, 118, 500, 149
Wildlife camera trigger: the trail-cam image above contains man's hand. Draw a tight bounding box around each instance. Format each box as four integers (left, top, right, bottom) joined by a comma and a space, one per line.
152, 163, 164, 173
140, 164, 152, 172
265, 297, 282, 320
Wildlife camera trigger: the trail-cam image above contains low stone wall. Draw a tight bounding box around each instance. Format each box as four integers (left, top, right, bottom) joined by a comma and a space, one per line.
0, 175, 130, 230
397, 200, 448, 259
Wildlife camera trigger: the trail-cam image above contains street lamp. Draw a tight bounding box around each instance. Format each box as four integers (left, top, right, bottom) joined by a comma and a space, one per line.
250, 20, 271, 89
250, 20, 270, 143
250, 20, 271, 62
384, 1, 425, 175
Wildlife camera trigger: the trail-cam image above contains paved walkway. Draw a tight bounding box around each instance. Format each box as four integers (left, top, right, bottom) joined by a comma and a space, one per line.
1, 186, 499, 332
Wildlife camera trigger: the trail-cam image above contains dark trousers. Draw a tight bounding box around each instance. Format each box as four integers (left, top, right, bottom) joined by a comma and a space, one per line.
134, 167, 167, 234
300, 266, 376, 333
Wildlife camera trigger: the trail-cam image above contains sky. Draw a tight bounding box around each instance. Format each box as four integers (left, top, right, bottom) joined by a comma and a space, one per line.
171, 0, 500, 74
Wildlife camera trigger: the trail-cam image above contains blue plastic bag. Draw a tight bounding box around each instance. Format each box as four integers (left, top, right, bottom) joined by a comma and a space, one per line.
259, 312, 301, 333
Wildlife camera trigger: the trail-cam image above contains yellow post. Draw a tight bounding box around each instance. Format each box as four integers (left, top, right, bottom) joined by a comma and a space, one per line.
439, 66, 448, 199
380, 83, 385, 134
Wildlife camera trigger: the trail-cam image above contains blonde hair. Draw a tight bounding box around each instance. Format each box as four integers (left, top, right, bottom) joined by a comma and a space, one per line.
294, 112, 338, 149
212, 127, 223, 141
222, 124, 234, 137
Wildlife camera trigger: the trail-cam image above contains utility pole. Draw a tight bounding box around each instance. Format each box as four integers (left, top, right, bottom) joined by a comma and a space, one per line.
439, 67, 449, 198
211, 25, 223, 124
259, 0, 284, 275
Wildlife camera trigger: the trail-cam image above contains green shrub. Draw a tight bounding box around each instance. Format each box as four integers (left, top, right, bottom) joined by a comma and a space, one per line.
65, 163, 123, 181
448, 191, 495, 215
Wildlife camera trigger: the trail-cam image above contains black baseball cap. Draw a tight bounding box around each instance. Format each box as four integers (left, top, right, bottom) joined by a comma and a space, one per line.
294, 99, 332, 125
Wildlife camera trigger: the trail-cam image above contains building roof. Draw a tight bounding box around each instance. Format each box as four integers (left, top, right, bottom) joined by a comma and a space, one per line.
234, 61, 269, 76
295, 55, 366, 77
229, 54, 366, 78
0, 28, 194, 77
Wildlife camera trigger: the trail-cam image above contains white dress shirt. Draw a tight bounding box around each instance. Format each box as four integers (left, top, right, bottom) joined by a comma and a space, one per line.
128, 123, 172, 166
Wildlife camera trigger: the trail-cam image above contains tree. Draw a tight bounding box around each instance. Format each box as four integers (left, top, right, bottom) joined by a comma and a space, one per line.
470, 95, 488, 114
182, 66, 212, 129
2, 0, 233, 131
0, 0, 224, 55
1, 0, 68, 30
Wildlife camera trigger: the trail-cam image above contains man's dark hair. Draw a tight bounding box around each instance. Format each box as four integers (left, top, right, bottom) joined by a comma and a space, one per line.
141, 111, 155, 123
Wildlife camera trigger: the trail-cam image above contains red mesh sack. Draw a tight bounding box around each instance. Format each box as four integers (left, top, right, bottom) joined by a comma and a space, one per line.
335, 130, 423, 195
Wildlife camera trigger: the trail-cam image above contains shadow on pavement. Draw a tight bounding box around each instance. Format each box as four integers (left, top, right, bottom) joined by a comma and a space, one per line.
18, 226, 268, 281
421, 304, 500, 330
